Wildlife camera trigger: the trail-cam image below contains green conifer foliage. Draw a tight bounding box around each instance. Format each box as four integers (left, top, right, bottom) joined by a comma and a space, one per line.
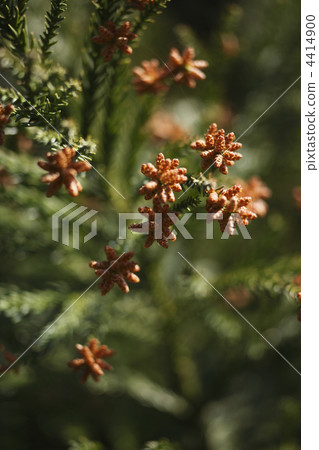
0, 1, 300, 449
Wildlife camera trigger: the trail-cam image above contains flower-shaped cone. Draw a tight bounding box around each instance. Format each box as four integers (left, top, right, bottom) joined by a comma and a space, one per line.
191, 123, 243, 174
139, 153, 187, 203
90, 246, 140, 295
167, 47, 208, 88
38, 147, 92, 197
206, 185, 257, 235
92, 21, 137, 62
129, 197, 177, 248
133, 59, 168, 94
238, 176, 272, 217
68, 338, 114, 383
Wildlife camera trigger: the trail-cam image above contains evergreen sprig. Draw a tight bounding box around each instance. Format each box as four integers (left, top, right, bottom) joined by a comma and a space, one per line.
132, 0, 171, 35
171, 195, 202, 213
80, 13, 109, 138
12, 78, 81, 127
0, 0, 29, 58
39, 0, 68, 60
0, 86, 25, 107
34, 128, 97, 161
92, 0, 128, 23
80, 1, 130, 137
215, 255, 301, 304
183, 174, 215, 197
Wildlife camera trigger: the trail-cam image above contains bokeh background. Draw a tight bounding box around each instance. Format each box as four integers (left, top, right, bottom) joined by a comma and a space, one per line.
0, 0, 300, 449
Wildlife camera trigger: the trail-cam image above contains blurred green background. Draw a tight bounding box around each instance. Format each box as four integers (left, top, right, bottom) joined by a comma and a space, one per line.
0, 0, 300, 449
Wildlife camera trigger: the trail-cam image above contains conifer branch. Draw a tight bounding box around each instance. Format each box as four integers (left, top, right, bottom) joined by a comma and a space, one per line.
80, 0, 170, 140
0, 0, 29, 58
11, 78, 81, 128
80, 12, 109, 138
183, 174, 215, 197
132, 0, 171, 34
0, 86, 25, 107
171, 195, 202, 213
215, 255, 301, 303
80, 2, 131, 138
124, 95, 159, 182
39, 0, 68, 60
